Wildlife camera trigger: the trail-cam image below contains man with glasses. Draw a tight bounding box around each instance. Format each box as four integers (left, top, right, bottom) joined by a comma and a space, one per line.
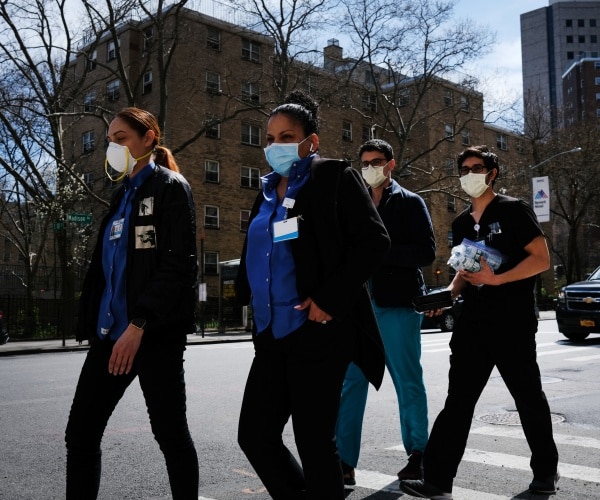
400, 145, 559, 499
336, 139, 436, 485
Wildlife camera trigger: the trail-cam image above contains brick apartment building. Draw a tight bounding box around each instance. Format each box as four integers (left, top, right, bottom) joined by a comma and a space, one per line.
58, 4, 531, 306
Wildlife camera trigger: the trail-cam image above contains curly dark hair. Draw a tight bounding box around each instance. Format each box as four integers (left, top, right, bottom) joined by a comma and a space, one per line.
270, 90, 319, 135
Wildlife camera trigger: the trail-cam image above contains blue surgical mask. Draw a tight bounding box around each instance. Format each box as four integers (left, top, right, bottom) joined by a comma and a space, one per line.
264, 136, 311, 176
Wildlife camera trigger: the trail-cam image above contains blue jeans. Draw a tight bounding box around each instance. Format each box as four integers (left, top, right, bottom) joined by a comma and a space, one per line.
65, 338, 199, 499
337, 305, 428, 467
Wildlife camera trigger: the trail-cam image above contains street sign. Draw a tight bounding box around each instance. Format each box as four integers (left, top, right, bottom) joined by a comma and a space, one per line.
67, 213, 93, 225
53, 221, 64, 231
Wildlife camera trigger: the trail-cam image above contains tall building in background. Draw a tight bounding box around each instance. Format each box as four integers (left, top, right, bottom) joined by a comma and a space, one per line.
521, 0, 600, 129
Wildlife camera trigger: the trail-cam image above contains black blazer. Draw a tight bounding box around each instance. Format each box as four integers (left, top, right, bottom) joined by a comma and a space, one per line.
237, 157, 390, 389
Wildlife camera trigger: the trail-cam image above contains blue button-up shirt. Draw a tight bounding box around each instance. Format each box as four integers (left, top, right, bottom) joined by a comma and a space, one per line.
246, 155, 314, 338
97, 163, 155, 340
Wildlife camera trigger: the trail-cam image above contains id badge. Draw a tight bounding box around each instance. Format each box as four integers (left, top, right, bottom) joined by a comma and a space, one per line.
110, 218, 125, 240
273, 217, 299, 242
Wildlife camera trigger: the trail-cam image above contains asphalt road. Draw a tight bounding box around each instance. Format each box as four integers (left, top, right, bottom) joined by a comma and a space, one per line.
0, 319, 599, 499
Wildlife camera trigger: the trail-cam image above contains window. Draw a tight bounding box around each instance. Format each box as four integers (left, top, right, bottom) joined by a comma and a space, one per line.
241, 123, 260, 146
461, 128, 470, 146
242, 38, 261, 62
205, 160, 219, 183
241, 166, 261, 188
107, 39, 118, 61
447, 194, 456, 212
566, 19, 572, 28
83, 131, 95, 153
591, 19, 597, 28
83, 172, 93, 188
579, 36, 585, 44
241, 82, 261, 104
142, 71, 152, 95
106, 79, 120, 101
596, 93, 600, 103
204, 206, 219, 229
445, 158, 455, 176
342, 122, 352, 141
460, 95, 470, 112
444, 123, 454, 140
85, 49, 97, 71
443, 89, 453, 107
398, 89, 409, 107
567, 35, 573, 44
204, 116, 220, 139
497, 133, 508, 151
206, 71, 221, 94
578, 19, 584, 27
83, 92, 96, 112
595, 62, 600, 69
207, 27, 221, 50
204, 252, 219, 275
3, 237, 11, 262
362, 125, 371, 142
240, 210, 250, 232
595, 77, 600, 85
447, 229, 453, 248
567, 51, 574, 59
592, 35, 598, 44
143, 28, 154, 52
362, 92, 377, 112
596, 109, 600, 118
516, 141, 525, 154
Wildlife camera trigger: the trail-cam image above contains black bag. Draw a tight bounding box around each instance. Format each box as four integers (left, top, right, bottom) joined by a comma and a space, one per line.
370, 266, 427, 308
412, 290, 453, 313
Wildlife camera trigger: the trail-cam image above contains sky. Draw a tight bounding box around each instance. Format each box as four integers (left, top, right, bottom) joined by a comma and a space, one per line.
452, 0, 549, 122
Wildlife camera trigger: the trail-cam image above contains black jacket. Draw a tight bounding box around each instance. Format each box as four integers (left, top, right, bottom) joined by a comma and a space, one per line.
370, 179, 436, 308
76, 166, 198, 346
236, 157, 391, 389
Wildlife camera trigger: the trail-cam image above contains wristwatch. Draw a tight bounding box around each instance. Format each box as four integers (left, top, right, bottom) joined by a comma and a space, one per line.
130, 318, 147, 330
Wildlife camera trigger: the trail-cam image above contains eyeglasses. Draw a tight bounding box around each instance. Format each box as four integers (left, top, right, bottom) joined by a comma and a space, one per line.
360, 158, 388, 169
459, 164, 487, 176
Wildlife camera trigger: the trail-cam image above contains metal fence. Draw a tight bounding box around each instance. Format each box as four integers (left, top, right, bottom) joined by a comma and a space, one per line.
0, 295, 247, 340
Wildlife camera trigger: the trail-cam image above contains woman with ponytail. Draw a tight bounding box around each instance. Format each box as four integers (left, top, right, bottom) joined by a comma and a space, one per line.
65, 107, 199, 499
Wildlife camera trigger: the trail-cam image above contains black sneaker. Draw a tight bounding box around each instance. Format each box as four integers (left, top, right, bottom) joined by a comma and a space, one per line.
341, 461, 356, 486
0, 334, 8, 345
399, 479, 453, 499
397, 451, 424, 480
529, 471, 560, 494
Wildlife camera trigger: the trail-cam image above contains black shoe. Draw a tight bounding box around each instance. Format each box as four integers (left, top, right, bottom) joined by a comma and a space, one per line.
341, 461, 356, 486
0, 335, 8, 345
399, 479, 453, 499
529, 471, 560, 494
398, 450, 424, 480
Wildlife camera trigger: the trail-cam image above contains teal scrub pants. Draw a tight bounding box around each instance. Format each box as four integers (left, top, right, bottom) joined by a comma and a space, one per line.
336, 304, 428, 467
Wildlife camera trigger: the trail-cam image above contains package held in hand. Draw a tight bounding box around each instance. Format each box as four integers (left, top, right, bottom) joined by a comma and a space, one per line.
447, 238, 504, 273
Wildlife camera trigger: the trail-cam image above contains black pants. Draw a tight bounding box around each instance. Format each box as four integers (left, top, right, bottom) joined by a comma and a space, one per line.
238, 321, 352, 500
423, 323, 559, 491
65, 337, 199, 499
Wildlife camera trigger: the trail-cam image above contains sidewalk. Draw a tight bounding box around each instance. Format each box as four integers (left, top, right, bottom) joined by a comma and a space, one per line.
0, 311, 556, 357
0, 329, 253, 357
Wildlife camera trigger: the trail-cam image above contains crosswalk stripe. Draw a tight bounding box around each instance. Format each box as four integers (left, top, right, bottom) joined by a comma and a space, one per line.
471, 425, 600, 449
537, 346, 590, 356
462, 448, 600, 483
353, 470, 509, 499
566, 353, 600, 362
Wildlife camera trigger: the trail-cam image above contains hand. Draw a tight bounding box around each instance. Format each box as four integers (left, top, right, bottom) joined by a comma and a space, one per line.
458, 257, 497, 286
294, 297, 332, 324
424, 308, 443, 317
108, 324, 144, 375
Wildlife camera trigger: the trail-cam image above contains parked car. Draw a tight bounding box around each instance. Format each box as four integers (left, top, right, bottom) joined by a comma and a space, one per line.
420, 289, 463, 332
556, 265, 600, 340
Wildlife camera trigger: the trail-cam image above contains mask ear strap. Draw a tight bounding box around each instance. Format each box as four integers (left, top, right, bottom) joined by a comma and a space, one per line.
105, 158, 127, 182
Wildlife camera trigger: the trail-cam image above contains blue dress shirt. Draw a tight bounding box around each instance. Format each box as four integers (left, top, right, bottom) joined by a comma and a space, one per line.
246, 155, 314, 338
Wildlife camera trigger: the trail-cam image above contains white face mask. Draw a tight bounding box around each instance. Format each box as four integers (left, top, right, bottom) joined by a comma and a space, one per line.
460, 172, 490, 198
361, 164, 388, 188
105, 142, 152, 182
